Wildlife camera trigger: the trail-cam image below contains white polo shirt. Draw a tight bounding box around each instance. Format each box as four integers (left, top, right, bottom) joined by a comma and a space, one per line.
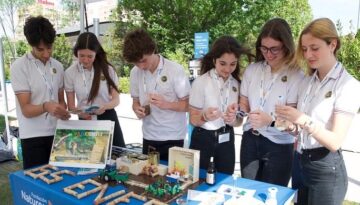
298, 62, 360, 150
64, 62, 119, 108
190, 69, 241, 130
10, 53, 64, 139
241, 61, 305, 144
130, 55, 191, 141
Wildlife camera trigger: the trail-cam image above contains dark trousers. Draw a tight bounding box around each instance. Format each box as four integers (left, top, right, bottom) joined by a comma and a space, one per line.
97, 109, 125, 147
298, 148, 347, 205
142, 139, 184, 161
240, 130, 293, 186
190, 126, 235, 174
21, 136, 54, 169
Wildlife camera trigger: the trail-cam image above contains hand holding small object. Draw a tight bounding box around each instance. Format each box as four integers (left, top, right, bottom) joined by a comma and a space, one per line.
223, 103, 238, 123
134, 104, 146, 119
149, 93, 168, 109
44, 101, 70, 120
203, 107, 222, 121
249, 109, 272, 129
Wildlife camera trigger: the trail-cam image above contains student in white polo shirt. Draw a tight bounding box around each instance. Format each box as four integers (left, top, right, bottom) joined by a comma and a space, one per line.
10, 16, 70, 169
64, 32, 125, 147
189, 36, 253, 174
276, 18, 360, 205
239, 18, 304, 186
122, 29, 191, 161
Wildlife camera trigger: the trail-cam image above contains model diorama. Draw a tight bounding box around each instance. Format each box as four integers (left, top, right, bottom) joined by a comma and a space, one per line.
23, 146, 201, 204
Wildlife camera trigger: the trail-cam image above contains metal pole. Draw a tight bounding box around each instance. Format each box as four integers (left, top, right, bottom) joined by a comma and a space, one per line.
357, 0, 360, 31
80, 0, 85, 33
93, 18, 99, 37
0, 38, 11, 150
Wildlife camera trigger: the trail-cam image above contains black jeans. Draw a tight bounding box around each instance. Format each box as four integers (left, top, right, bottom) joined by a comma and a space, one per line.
190, 125, 235, 174
21, 136, 54, 169
298, 147, 347, 205
96, 109, 125, 147
240, 130, 293, 186
142, 138, 184, 161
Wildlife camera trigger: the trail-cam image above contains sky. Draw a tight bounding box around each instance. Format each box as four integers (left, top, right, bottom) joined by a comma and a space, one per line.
309, 0, 359, 34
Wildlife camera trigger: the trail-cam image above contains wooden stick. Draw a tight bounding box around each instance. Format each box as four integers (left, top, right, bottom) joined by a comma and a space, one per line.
143, 199, 168, 205
94, 184, 109, 202
94, 189, 126, 205
64, 188, 78, 197
77, 185, 103, 199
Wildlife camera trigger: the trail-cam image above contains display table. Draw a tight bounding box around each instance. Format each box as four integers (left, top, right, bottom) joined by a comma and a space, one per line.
9, 167, 295, 204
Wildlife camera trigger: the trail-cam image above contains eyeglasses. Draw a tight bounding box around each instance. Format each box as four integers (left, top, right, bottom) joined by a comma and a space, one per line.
259, 45, 283, 55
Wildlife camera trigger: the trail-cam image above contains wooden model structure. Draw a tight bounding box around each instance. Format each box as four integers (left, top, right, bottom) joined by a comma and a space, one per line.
63, 178, 147, 204
24, 164, 76, 184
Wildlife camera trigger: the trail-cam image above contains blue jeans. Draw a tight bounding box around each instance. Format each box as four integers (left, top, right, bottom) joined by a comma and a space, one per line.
240, 130, 293, 186
298, 148, 347, 205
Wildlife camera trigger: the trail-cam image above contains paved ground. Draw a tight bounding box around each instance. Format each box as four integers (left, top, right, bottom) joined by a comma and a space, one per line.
1, 83, 359, 202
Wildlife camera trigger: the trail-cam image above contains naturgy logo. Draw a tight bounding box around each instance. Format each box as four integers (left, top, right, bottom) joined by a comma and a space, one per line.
21, 191, 46, 205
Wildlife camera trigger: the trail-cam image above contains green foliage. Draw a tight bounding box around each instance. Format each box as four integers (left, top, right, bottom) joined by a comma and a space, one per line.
103, 27, 127, 77
1, 37, 29, 80
15, 39, 29, 56
52, 34, 73, 69
164, 47, 192, 74
59, 0, 80, 28
119, 77, 130, 94
113, 0, 312, 75
338, 33, 360, 80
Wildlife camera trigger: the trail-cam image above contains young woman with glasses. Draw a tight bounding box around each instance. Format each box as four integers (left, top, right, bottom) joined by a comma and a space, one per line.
237, 18, 304, 186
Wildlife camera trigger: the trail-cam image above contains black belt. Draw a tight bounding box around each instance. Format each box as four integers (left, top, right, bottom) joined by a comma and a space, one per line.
301, 147, 331, 161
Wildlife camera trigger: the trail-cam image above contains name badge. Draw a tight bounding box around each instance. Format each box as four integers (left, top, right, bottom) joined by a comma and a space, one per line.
218, 132, 230, 144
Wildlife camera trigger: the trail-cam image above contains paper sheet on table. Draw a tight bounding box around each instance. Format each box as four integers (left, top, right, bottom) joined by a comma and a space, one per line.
187, 189, 225, 205
216, 184, 256, 198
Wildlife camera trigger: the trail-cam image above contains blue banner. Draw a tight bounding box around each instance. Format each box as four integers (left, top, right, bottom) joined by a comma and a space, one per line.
194, 32, 209, 59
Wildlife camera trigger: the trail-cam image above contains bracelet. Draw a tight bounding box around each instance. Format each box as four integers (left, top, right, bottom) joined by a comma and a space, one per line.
201, 112, 209, 122
42, 102, 47, 113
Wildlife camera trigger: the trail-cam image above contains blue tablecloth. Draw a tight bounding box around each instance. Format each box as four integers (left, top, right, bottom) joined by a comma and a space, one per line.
9, 167, 295, 205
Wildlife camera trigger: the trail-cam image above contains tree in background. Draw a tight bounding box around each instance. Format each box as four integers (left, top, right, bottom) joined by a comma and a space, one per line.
0, 0, 35, 58
113, 0, 312, 77
338, 31, 360, 80
53, 34, 73, 69
60, 0, 80, 28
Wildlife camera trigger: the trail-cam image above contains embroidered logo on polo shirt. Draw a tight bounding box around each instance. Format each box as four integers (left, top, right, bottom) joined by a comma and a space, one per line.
325, 91, 332, 98
52, 68, 57, 74
232, 86, 237, 92
281, 75, 287, 82
100, 75, 106, 81
161, 76, 167, 82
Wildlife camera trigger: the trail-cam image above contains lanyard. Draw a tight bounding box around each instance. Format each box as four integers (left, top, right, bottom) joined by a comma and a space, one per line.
299, 62, 342, 112
79, 63, 94, 102
210, 69, 232, 113
259, 63, 283, 109
298, 62, 344, 149
143, 55, 165, 94
31, 56, 55, 101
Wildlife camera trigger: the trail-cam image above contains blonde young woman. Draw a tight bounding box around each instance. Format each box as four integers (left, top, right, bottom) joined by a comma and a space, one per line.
276, 18, 360, 204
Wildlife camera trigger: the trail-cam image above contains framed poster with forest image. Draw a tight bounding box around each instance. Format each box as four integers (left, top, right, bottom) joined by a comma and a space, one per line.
49, 120, 114, 169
